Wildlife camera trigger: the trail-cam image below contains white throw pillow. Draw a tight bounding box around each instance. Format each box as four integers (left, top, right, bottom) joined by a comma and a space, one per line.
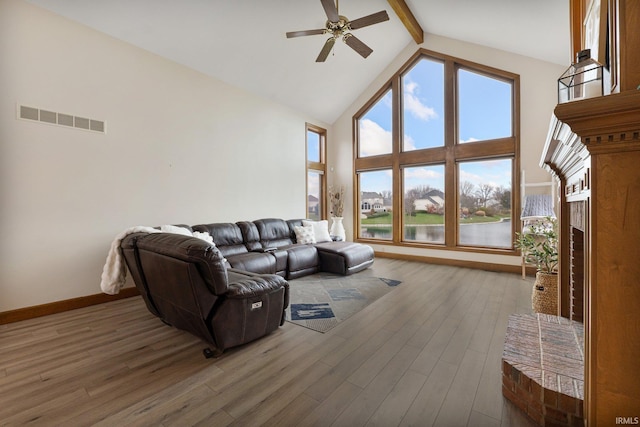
160, 224, 192, 236
294, 224, 316, 244
302, 220, 332, 243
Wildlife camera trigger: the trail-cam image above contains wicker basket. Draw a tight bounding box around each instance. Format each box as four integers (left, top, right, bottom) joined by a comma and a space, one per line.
532, 272, 558, 315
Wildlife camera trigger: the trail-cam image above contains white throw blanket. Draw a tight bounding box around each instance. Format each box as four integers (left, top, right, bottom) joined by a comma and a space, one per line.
100, 225, 215, 295
100, 226, 160, 295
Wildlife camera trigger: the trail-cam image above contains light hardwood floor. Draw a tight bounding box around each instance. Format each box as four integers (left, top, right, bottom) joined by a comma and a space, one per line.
0, 258, 540, 426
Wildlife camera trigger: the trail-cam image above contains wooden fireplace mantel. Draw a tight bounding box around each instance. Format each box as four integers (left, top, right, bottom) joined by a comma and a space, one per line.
554, 90, 640, 151
541, 90, 640, 425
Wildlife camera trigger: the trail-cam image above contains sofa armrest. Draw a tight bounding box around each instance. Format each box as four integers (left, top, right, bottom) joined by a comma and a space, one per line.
226, 274, 288, 299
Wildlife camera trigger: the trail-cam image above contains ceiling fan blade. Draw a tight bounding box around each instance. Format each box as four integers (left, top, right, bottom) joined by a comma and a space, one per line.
316, 37, 336, 62
320, 0, 340, 22
286, 28, 326, 38
349, 10, 390, 30
344, 34, 373, 58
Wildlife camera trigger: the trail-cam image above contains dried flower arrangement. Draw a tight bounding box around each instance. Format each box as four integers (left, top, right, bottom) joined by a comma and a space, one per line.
328, 185, 344, 217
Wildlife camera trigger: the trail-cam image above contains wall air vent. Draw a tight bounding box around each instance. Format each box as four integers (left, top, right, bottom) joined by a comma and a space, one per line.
18, 104, 106, 134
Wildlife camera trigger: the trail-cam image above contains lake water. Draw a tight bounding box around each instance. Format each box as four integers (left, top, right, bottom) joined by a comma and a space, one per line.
361, 219, 512, 248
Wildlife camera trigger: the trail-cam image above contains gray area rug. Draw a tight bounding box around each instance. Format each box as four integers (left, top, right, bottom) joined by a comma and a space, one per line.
285, 273, 401, 333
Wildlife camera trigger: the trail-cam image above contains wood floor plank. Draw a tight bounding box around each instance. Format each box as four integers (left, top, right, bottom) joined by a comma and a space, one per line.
303, 329, 394, 402
152, 385, 224, 427
222, 334, 345, 419
92, 366, 223, 426
473, 276, 519, 421
334, 344, 423, 426
1, 388, 90, 426
190, 408, 235, 427
347, 321, 421, 388
229, 356, 330, 426
365, 366, 428, 426
399, 359, 459, 427
298, 380, 363, 427
261, 393, 319, 427
434, 348, 488, 426
468, 410, 502, 427
439, 279, 490, 366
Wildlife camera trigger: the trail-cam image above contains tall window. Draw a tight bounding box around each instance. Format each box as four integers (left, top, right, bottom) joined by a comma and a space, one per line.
306, 124, 326, 220
355, 49, 519, 251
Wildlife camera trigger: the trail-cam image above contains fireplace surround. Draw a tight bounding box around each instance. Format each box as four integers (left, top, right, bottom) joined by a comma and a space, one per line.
540, 89, 640, 424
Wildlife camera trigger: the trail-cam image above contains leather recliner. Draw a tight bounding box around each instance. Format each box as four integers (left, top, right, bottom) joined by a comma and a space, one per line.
121, 231, 289, 356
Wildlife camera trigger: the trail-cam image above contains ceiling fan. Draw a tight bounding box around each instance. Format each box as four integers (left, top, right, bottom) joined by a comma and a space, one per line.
286, 0, 390, 62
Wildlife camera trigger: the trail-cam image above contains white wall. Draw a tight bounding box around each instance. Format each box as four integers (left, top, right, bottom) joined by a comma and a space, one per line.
0, 0, 325, 311
330, 35, 566, 266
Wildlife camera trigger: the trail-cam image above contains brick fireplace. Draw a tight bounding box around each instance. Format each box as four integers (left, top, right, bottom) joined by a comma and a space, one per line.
502, 314, 584, 426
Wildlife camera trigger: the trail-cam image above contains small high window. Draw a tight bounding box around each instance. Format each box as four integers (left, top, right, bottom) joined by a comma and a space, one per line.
306, 124, 326, 220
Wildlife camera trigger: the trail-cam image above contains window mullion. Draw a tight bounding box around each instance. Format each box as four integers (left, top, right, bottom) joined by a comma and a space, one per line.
453, 137, 516, 160
444, 59, 457, 248
392, 75, 402, 243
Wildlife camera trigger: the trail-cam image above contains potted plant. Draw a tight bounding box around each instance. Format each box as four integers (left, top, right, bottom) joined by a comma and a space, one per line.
515, 216, 558, 315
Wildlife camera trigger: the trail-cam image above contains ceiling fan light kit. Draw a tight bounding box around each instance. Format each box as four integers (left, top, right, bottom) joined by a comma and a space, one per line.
286, 0, 389, 62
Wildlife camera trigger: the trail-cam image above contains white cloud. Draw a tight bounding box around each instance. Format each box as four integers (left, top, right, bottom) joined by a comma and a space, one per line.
403, 133, 416, 151
307, 172, 320, 197
404, 166, 445, 191
404, 80, 438, 121
459, 169, 486, 184
405, 167, 442, 180
459, 159, 512, 188
460, 137, 479, 143
359, 119, 392, 156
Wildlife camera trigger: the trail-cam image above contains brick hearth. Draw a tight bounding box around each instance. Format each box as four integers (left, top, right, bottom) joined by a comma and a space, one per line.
502, 313, 584, 426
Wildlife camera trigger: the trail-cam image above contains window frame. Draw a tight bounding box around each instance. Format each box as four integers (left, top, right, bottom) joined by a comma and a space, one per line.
353, 49, 520, 254
306, 123, 327, 220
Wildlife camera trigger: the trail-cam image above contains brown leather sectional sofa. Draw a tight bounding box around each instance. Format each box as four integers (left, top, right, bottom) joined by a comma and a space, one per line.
192, 218, 374, 279
120, 218, 374, 356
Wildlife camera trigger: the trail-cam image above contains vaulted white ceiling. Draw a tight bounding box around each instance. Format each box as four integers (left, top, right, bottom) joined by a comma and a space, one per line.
26, 0, 570, 124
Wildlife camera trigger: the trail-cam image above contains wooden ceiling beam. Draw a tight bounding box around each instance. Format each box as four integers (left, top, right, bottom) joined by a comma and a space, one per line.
387, 0, 424, 44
